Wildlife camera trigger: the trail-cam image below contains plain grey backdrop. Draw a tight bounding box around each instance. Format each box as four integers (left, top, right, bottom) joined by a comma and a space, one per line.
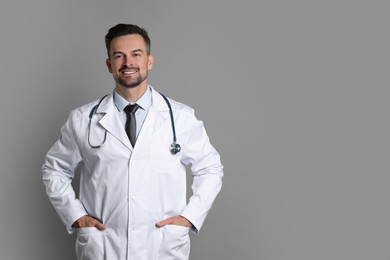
0, 0, 389, 259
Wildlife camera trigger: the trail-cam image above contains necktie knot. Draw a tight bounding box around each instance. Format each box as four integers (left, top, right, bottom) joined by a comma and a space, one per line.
124, 104, 140, 115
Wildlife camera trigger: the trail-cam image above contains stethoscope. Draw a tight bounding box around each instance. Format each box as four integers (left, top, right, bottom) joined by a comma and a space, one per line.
88, 92, 181, 155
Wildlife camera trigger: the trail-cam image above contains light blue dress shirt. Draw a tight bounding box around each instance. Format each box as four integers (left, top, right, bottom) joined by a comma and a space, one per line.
113, 86, 152, 137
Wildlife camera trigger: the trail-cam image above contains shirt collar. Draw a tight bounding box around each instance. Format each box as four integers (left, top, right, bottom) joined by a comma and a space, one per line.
114, 85, 152, 112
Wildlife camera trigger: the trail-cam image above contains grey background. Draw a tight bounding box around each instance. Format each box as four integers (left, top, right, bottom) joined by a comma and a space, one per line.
0, 0, 389, 259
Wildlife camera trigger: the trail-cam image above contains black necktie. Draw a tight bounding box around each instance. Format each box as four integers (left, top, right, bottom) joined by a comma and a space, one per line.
124, 104, 140, 147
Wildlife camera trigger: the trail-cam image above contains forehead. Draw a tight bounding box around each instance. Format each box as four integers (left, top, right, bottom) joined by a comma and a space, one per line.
109, 34, 147, 53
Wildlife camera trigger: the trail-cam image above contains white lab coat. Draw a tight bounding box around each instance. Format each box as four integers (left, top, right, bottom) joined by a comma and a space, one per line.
42, 87, 223, 260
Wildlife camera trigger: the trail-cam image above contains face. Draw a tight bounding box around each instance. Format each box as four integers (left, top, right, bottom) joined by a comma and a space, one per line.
106, 34, 154, 90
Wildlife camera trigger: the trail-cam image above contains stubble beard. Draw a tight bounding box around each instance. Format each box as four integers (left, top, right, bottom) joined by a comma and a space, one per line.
116, 71, 148, 89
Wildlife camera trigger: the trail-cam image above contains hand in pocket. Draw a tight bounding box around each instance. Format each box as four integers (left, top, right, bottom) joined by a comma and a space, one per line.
155, 215, 193, 228
73, 215, 106, 230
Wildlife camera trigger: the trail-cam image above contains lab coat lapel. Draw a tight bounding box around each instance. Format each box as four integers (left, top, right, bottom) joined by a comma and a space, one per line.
96, 93, 133, 151
134, 88, 170, 147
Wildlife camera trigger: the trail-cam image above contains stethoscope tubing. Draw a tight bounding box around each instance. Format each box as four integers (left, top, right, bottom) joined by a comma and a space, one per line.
87, 92, 180, 154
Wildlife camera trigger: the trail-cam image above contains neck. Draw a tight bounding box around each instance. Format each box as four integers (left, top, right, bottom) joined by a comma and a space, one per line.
115, 83, 148, 103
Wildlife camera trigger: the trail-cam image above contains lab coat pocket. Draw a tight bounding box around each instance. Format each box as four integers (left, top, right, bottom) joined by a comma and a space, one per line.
157, 225, 190, 260
75, 227, 106, 260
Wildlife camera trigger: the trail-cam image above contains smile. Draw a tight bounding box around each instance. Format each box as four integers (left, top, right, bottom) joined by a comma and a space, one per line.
121, 68, 139, 75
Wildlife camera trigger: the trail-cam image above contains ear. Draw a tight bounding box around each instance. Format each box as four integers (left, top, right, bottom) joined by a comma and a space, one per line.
147, 54, 154, 70
106, 58, 112, 73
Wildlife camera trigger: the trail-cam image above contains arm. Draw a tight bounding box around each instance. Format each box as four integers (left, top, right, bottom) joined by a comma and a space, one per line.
42, 110, 89, 233
178, 114, 224, 233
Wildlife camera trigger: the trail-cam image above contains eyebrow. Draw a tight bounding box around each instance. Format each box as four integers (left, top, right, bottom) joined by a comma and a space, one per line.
112, 49, 144, 55
131, 49, 144, 53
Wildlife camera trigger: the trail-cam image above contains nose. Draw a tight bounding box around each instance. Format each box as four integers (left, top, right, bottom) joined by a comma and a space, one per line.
123, 55, 135, 67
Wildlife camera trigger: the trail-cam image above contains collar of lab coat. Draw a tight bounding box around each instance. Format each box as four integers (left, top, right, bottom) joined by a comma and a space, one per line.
94, 86, 170, 151
96, 86, 170, 114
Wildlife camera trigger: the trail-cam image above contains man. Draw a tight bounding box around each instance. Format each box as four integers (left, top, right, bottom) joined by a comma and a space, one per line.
42, 23, 223, 260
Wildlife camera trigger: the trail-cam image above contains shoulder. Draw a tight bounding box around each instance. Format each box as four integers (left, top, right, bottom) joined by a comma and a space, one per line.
160, 96, 204, 131
167, 97, 194, 115
67, 96, 107, 121
151, 86, 198, 120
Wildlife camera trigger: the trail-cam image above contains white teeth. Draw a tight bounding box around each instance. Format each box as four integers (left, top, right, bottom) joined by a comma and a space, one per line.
122, 69, 138, 75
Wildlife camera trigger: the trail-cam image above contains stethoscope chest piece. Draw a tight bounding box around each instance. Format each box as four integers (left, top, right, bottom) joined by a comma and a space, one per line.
170, 142, 181, 155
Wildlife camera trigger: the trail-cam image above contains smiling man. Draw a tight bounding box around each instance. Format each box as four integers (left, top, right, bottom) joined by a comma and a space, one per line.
107, 33, 152, 92
42, 23, 223, 260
